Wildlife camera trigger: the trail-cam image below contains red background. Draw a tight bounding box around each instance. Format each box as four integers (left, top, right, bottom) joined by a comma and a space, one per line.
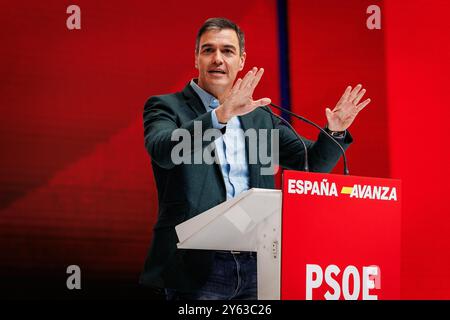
1, 0, 449, 299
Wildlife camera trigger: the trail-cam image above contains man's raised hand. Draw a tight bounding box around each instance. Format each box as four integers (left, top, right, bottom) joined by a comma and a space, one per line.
326, 84, 371, 132
216, 67, 271, 123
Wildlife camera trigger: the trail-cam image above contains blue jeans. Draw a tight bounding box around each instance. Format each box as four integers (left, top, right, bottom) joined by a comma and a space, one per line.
165, 251, 257, 300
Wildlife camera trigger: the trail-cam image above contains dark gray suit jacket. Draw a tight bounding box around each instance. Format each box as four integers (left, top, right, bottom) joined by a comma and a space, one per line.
140, 83, 352, 292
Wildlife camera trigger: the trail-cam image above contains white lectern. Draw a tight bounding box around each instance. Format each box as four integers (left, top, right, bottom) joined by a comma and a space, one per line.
175, 188, 282, 300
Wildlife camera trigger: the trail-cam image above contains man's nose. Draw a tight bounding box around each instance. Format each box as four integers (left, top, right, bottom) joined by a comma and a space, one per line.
212, 50, 224, 65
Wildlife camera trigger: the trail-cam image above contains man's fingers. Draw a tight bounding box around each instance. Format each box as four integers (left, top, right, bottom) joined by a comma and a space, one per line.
337, 86, 352, 105
356, 98, 371, 111
241, 67, 257, 88
249, 68, 264, 90
253, 97, 271, 107
353, 88, 366, 105
349, 84, 362, 102
240, 69, 254, 88
232, 78, 243, 93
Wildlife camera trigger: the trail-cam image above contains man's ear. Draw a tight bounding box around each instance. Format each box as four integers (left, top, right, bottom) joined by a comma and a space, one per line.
194, 51, 198, 69
239, 52, 246, 71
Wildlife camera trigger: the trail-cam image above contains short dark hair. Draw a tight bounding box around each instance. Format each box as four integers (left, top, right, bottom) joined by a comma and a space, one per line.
195, 17, 245, 56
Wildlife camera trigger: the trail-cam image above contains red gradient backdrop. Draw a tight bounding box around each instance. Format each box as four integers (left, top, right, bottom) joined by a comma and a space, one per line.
384, 0, 450, 299
0, 0, 280, 294
288, 0, 389, 178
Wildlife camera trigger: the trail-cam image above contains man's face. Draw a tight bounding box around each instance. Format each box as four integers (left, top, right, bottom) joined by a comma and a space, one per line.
195, 28, 246, 98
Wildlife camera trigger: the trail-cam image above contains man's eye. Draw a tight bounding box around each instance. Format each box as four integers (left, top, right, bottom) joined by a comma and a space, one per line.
203, 48, 213, 53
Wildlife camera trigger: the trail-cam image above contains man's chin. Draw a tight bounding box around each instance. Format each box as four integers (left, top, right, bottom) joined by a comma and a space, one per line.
204, 78, 231, 89
199, 79, 232, 97
207, 74, 229, 81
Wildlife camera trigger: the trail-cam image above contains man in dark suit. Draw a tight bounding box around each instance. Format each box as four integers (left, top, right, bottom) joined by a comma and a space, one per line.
140, 17, 370, 300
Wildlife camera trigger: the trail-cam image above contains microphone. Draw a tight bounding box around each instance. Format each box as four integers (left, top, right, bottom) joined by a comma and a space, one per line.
261, 107, 309, 172
263, 103, 350, 175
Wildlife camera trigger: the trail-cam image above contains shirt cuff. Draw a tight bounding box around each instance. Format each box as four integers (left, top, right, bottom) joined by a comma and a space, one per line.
211, 109, 226, 130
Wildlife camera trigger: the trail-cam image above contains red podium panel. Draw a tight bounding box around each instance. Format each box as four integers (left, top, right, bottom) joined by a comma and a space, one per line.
281, 171, 401, 300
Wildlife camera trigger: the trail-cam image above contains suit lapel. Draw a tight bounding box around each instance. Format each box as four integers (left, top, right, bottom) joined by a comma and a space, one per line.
181, 83, 227, 199
181, 83, 207, 117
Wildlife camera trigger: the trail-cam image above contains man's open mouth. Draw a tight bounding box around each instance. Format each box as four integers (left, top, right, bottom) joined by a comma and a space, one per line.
208, 70, 226, 74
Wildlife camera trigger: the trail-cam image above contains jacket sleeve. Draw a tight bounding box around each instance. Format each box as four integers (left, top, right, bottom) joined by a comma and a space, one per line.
143, 96, 225, 170
272, 111, 353, 173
